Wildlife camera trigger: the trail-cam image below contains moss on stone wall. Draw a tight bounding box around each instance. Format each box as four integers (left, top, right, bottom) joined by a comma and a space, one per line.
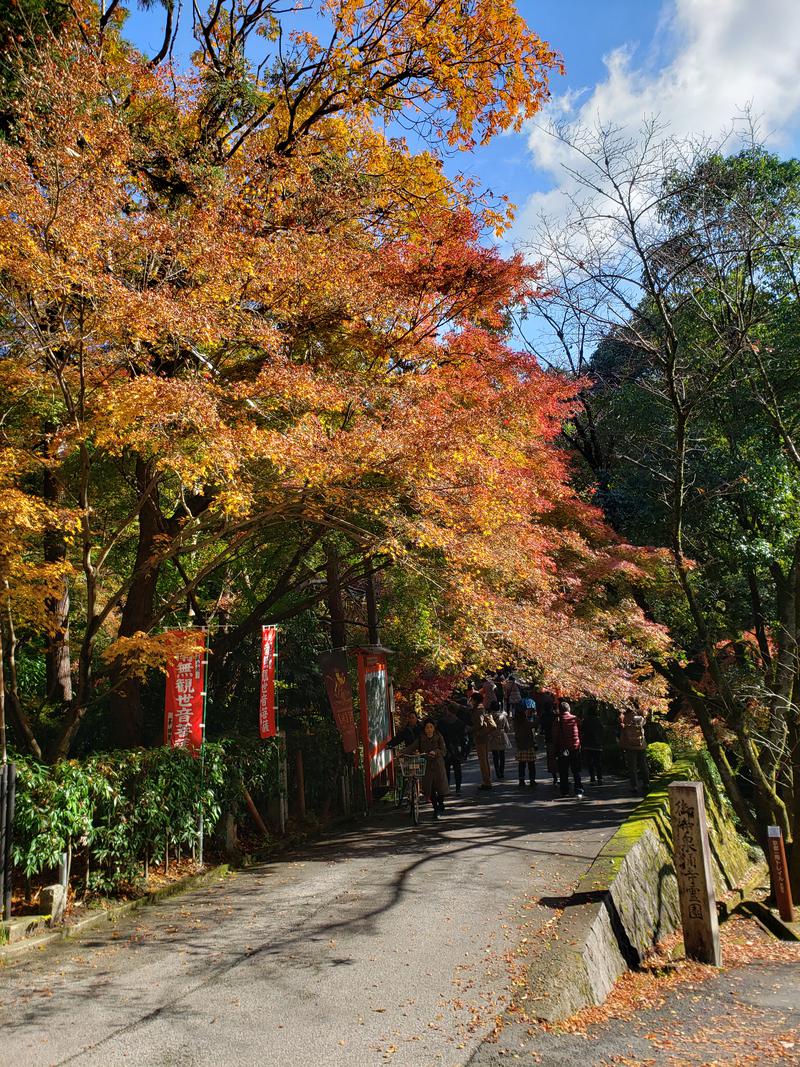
605, 755, 752, 894
525, 751, 758, 1023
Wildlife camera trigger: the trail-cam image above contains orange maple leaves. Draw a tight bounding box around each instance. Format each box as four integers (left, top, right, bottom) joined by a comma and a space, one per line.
0, 5, 667, 745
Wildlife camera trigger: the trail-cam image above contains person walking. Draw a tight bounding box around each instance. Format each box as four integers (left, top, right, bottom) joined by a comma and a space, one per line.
469, 692, 494, 790
555, 701, 583, 798
581, 705, 604, 785
437, 706, 466, 794
538, 696, 558, 787
619, 708, 650, 795
488, 703, 510, 780
386, 709, 422, 752
512, 705, 536, 787
495, 674, 507, 713
481, 674, 497, 713
407, 719, 449, 819
505, 674, 523, 719
522, 693, 537, 723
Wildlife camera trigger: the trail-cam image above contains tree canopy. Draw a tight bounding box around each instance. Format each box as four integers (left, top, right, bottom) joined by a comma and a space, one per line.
0, 2, 668, 763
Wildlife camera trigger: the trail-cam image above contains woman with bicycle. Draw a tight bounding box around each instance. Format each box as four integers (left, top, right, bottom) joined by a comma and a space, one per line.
406, 719, 449, 820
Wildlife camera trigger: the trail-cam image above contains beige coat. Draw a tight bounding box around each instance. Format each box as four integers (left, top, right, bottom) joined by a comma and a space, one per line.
488, 709, 511, 752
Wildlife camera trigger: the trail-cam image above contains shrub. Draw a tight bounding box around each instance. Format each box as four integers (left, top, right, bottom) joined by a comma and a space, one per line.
646, 741, 673, 775
10, 738, 285, 894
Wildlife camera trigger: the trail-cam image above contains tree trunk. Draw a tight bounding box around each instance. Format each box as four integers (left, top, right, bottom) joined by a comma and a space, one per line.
0, 616, 6, 765
787, 711, 800, 898
746, 568, 772, 670
43, 467, 72, 705
365, 566, 380, 646
110, 459, 163, 749
325, 544, 347, 650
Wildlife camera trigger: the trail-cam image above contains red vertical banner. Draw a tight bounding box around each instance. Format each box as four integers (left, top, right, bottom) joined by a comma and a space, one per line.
259, 625, 277, 739
164, 630, 206, 755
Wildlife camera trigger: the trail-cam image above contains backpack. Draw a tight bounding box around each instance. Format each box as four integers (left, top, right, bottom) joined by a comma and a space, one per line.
620, 718, 646, 751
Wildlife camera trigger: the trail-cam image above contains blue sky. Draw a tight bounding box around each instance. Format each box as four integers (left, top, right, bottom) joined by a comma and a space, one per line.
124, 0, 800, 249
460, 2, 664, 209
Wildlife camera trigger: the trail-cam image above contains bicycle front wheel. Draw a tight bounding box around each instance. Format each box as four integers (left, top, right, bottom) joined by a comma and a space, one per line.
410, 778, 420, 826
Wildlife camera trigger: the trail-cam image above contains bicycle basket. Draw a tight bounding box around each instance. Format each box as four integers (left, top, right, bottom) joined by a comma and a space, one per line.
398, 754, 427, 777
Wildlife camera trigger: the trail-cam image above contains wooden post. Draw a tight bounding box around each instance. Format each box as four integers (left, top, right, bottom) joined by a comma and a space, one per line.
767, 825, 796, 923
242, 785, 269, 838
340, 770, 351, 817
357, 650, 373, 807
295, 749, 306, 820
668, 781, 721, 965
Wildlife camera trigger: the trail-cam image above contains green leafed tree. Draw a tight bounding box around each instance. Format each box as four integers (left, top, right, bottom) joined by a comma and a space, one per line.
531, 124, 800, 892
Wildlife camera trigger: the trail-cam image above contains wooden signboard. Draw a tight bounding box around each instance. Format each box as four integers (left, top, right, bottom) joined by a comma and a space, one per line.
668, 781, 722, 966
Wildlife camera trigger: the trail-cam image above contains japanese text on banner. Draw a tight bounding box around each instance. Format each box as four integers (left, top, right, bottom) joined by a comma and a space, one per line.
164, 630, 206, 755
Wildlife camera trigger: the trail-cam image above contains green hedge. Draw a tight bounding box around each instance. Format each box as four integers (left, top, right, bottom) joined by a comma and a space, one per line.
10, 738, 284, 894
646, 741, 673, 775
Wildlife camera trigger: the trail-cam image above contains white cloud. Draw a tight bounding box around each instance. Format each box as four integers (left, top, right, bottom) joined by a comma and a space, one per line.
515, 0, 800, 243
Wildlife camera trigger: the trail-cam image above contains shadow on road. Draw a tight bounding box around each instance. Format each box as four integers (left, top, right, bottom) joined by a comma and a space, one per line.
0, 754, 640, 1061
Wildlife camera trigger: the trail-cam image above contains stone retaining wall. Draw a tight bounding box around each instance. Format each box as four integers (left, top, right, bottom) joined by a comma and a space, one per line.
526, 758, 753, 1021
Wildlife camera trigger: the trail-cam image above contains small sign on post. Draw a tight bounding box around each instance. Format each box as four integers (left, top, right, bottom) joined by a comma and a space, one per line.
767, 826, 795, 923
668, 781, 722, 966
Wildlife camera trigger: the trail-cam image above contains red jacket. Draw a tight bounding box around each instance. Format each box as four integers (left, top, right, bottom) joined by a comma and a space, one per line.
556, 712, 581, 751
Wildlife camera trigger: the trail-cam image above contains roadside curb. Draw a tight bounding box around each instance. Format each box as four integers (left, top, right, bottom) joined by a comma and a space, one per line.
239, 809, 370, 865
0, 808, 368, 962
0, 863, 230, 961
736, 899, 800, 942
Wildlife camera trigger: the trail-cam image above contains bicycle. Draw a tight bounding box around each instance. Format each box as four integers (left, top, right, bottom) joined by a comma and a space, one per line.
394, 763, 407, 809
397, 754, 427, 826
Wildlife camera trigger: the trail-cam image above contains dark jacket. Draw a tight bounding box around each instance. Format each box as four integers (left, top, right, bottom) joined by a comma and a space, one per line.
387, 720, 421, 750
539, 707, 557, 742
437, 714, 466, 759
581, 715, 603, 750
555, 711, 581, 752
512, 709, 535, 750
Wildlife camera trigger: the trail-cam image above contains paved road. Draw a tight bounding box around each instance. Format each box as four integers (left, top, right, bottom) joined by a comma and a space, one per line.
0, 756, 637, 1067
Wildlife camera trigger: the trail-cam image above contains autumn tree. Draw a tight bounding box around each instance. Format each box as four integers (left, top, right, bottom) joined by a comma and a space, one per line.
1, 4, 667, 763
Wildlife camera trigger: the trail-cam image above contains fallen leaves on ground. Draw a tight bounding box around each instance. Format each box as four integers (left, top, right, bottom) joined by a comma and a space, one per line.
544, 918, 800, 1036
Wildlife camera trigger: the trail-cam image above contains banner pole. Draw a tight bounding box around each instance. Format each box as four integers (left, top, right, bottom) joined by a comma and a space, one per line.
198, 627, 209, 869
